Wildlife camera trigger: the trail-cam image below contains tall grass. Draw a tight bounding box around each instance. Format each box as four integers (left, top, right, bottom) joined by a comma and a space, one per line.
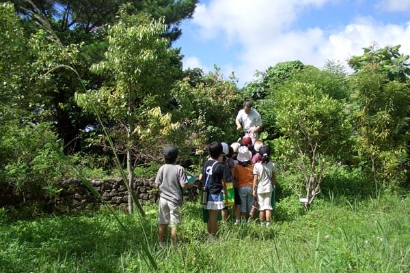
1, 193, 409, 272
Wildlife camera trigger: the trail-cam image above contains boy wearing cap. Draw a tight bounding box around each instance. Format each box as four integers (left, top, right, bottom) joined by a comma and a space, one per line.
155, 145, 196, 247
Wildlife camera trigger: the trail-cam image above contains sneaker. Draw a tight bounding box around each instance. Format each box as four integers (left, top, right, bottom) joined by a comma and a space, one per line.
266, 222, 271, 227
260, 221, 266, 226
159, 242, 166, 248
234, 220, 240, 226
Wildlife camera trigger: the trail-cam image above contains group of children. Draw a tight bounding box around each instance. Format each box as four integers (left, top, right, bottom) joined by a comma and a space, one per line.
154, 137, 276, 246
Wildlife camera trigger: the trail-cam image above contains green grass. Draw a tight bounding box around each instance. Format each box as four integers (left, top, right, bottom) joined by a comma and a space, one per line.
1, 194, 409, 272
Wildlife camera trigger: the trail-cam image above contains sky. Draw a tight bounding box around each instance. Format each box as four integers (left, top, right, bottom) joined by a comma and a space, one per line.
173, 0, 410, 87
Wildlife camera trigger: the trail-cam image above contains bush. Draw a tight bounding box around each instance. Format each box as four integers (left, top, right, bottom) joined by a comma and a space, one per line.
274, 196, 304, 222
0, 122, 71, 213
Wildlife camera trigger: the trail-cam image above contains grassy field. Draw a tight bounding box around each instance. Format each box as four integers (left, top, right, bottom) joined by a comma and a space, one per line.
0, 193, 409, 273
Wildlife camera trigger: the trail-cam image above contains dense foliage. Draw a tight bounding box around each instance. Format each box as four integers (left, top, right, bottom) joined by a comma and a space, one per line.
0, 2, 409, 219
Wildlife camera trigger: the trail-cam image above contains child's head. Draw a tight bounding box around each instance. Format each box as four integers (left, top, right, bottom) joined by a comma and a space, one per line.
228, 146, 234, 158
163, 145, 179, 164
208, 141, 223, 160
254, 141, 263, 153
242, 136, 252, 146
259, 145, 271, 164
230, 142, 240, 153
221, 142, 229, 156
237, 146, 252, 166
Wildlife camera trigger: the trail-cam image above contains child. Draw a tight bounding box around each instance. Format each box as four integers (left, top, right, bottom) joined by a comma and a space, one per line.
252, 146, 276, 226
221, 142, 235, 223
233, 146, 254, 224
155, 145, 196, 247
252, 141, 263, 164
230, 142, 242, 224
202, 141, 228, 241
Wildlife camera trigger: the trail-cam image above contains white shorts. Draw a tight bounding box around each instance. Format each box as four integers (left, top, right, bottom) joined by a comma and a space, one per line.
158, 197, 182, 227
257, 192, 273, 211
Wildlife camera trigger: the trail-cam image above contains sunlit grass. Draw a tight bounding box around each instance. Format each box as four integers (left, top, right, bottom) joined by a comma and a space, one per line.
1, 194, 409, 272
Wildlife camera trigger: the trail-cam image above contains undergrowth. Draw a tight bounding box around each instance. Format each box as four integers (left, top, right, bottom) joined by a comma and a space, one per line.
0, 194, 409, 272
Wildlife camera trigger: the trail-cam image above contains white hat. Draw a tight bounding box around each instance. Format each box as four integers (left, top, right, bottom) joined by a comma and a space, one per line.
237, 146, 252, 162
254, 141, 263, 152
230, 142, 240, 153
221, 142, 229, 155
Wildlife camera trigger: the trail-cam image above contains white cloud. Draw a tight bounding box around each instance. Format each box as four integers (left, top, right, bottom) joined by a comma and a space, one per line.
376, 0, 410, 12
182, 56, 212, 73
193, 0, 335, 45
185, 0, 410, 86
236, 18, 410, 85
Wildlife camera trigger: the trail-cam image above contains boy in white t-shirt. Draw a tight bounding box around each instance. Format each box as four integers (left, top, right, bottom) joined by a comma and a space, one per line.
155, 145, 196, 247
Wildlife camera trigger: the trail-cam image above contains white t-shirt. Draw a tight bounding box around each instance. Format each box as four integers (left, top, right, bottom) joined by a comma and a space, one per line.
253, 161, 274, 194
236, 108, 262, 132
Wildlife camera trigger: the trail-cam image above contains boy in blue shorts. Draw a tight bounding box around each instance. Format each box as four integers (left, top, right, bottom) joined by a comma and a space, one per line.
202, 141, 228, 241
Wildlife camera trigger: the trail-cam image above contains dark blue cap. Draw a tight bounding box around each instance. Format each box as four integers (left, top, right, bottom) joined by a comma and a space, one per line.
163, 145, 179, 158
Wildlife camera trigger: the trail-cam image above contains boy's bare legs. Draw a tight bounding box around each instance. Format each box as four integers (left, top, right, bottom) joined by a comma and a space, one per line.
170, 225, 178, 244
208, 210, 219, 235
259, 210, 266, 224
221, 208, 228, 223
234, 204, 241, 224
159, 224, 168, 245
265, 210, 272, 226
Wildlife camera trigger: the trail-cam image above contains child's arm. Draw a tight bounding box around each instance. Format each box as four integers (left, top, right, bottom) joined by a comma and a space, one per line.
252, 174, 258, 197
271, 171, 276, 187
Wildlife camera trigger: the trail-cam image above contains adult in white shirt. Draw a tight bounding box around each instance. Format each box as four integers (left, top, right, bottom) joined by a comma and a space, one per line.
235, 101, 262, 144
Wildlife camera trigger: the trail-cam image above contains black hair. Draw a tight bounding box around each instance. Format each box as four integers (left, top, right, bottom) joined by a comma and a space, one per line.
165, 156, 177, 164
238, 160, 252, 167
259, 146, 271, 164
228, 146, 234, 158
248, 144, 255, 155
208, 141, 222, 160
243, 101, 252, 108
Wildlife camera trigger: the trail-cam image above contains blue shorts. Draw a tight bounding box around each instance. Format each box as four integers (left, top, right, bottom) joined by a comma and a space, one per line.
205, 192, 224, 210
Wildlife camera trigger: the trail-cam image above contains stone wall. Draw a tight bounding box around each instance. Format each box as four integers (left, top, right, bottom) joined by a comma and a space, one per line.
52, 178, 199, 212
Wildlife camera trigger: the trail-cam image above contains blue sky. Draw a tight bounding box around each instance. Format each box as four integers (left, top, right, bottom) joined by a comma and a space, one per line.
173, 0, 410, 87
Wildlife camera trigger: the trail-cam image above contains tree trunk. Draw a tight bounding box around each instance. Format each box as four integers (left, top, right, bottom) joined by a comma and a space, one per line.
127, 131, 134, 214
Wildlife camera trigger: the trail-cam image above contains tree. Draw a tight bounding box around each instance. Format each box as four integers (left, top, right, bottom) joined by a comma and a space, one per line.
7, 0, 198, 154
1, 3, 72, 211
242, 60, 306, 140
172, 67, 241, 159
348, 44, 410, 84
76, 7, 179, 214
266, 60, 305, 88
349, 67, 410, 188
273, 67, 351, 208
348, 45, 410, 189
0, 2, 30, 119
